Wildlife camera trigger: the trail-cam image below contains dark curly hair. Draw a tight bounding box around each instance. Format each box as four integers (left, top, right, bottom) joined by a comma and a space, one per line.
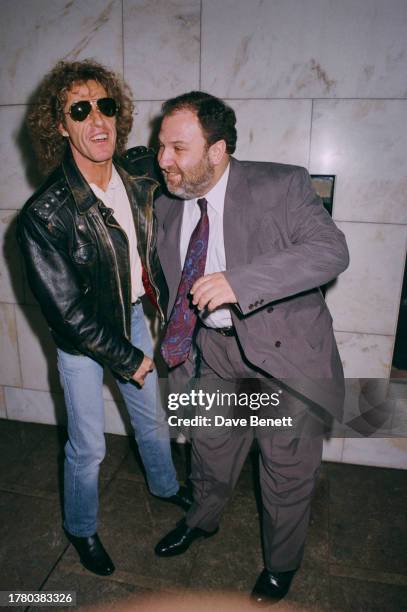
161, 91, 237, 154
27, 59, 134, 175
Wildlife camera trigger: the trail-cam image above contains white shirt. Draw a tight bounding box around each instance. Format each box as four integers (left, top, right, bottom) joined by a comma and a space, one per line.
90, 166, 144, 302
180, 163, 232, 328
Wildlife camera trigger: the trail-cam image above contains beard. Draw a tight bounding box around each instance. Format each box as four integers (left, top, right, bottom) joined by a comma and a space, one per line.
162, 152, 215, 199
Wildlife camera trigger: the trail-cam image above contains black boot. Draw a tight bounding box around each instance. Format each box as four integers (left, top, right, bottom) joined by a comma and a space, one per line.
65, 531, 115, 576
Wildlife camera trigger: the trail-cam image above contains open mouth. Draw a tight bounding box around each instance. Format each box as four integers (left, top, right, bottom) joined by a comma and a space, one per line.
90, 133, 108, 142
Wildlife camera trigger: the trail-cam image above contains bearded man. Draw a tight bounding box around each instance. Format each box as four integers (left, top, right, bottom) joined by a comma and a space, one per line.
152, 91, 349, 604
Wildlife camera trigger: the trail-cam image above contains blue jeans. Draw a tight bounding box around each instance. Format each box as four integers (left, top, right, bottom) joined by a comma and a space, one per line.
57, 302, 178, 537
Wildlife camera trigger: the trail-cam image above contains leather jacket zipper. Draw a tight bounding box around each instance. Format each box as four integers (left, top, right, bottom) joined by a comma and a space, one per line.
105, 215, 133, 337
104, 199, 165, 327
93, 208, 130, 339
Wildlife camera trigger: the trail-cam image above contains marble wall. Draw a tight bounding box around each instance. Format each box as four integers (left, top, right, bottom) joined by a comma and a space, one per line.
0, 0, 406, 468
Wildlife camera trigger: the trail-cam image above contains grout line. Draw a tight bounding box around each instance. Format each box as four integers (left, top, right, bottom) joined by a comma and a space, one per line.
0, 384, 64, 394
326, 470, 334, 608
199, 0, 203, 88
333, 219, 407, 227
12, 303, 23, 404
55, 562, 183, 590
1, 97, 407, 107
307, 98, 314, 168
328, 562, 407, 586
98, 445, 133, 500
0, 485, 58, 501
24, 543, 72, 612
333, 329, 395, 337
121, 0, 125, 77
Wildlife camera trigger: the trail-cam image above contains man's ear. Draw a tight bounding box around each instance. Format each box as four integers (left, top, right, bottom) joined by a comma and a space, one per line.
208, 139, 227, 166
58, 122, 69, 138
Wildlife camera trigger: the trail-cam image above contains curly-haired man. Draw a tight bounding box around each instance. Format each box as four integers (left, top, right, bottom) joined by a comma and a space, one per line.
18, 60, 190, 576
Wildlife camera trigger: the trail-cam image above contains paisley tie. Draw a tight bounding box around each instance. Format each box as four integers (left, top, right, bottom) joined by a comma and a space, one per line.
161, 198, 209, 367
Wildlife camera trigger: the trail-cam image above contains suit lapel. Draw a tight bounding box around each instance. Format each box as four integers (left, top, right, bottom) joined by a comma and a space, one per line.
224, 157, 253, 269
157, 195, 184, 314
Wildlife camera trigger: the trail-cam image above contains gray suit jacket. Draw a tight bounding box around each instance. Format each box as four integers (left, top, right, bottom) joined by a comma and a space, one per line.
155, 157, 349, 420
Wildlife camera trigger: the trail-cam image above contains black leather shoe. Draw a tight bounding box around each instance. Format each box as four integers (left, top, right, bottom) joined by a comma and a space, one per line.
65, 531, 115, 576
251, 568, 296, 604
155, 519, 218, 557
159, 486, 193, 511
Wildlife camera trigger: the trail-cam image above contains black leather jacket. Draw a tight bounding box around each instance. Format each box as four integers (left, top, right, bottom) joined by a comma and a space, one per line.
17, 146, 168, 380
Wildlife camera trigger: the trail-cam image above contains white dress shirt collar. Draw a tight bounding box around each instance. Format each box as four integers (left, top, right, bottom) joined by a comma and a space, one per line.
197, 162, 230, 212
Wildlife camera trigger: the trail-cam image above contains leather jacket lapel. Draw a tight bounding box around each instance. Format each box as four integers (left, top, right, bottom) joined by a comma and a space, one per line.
61, 146, 98, 214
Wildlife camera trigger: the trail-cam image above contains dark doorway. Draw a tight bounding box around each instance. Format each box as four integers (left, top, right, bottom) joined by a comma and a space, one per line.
392, 253, 407, 377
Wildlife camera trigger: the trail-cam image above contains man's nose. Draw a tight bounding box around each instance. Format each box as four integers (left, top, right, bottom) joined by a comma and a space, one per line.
158, 147, 172, 168
88, 106, 104, 125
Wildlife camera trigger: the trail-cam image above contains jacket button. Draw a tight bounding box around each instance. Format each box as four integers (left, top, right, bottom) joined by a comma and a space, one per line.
259, 299, 264, 304
254, 301, 259, 307
267, 306, 274, 313
249, 303, 254, 310
275, 340, 281, 348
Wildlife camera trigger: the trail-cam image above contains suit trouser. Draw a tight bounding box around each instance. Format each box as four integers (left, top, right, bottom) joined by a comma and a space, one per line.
184, 326, 323, 572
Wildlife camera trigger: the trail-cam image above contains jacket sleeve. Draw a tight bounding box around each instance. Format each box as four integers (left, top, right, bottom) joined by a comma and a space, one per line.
224, 167, 349, 315
17, 210, 144, 380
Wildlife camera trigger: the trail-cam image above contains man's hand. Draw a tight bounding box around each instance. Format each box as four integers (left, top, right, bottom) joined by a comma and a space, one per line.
191, 272, 237, 312
131, 356, 154, 387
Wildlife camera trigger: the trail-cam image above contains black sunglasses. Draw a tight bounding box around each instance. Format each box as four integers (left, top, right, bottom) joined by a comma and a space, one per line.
65, 97, 119, 122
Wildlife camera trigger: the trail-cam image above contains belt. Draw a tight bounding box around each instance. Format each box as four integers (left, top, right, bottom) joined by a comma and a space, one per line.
207, 325, 236, 337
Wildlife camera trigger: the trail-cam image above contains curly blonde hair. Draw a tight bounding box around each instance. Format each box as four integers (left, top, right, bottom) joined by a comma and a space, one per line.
27, 59, 134, 175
